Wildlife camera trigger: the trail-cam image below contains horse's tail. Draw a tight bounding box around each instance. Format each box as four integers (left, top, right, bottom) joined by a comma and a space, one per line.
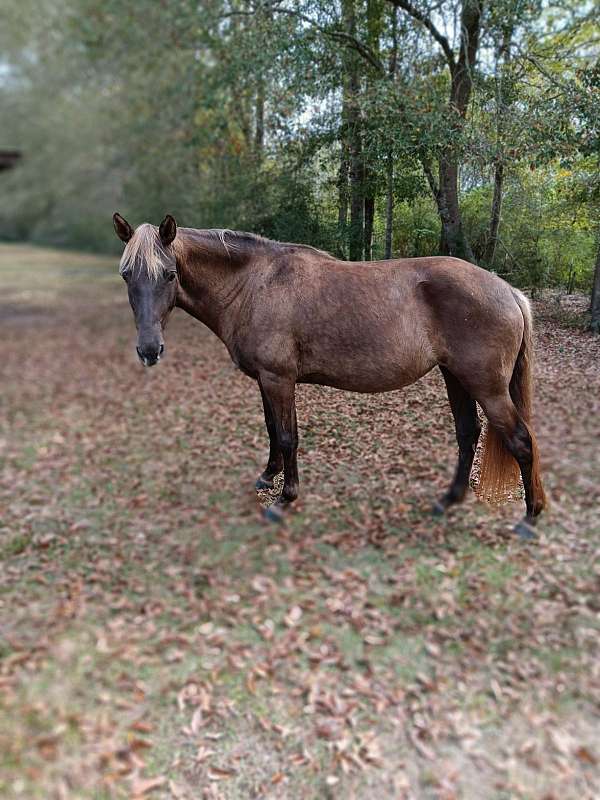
477, 290, 546, 509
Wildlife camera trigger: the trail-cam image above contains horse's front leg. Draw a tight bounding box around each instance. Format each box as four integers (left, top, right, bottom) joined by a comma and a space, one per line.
257, 372, 298, 522
255, 382, 284, 491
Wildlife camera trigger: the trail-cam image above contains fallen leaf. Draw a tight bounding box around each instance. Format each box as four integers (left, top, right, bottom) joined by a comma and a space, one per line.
131, 775, 166, 796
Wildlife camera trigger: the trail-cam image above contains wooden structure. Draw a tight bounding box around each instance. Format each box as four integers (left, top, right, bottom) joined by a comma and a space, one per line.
0, 150, 21, 172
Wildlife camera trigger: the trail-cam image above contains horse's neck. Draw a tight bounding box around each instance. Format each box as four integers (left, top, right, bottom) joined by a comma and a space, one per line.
175, 234, 253, 339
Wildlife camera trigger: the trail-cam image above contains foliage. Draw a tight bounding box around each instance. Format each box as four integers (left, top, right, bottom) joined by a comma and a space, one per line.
462, 164, 597, 290
0, 0, 598, 292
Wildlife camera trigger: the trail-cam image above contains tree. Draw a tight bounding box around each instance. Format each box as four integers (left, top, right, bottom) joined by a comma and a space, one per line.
342, 0, 366, 261
590, 240, 600, 334
363, 0, 385, 260
388, 0, 483, 261
384, 4, 399, 259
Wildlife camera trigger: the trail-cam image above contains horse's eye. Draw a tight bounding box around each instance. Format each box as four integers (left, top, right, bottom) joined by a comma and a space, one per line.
167, 272, 177, 282
122, 272, 129, 282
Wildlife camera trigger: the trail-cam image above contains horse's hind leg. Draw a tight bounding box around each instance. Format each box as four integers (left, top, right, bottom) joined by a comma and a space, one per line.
433, 367, 481, 515
256, 382, 284, 491
479, 393, 545, 539
507, 418, 542, 538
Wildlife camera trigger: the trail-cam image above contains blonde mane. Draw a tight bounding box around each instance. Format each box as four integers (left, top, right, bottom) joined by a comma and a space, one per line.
180, 228, 334, 259
119, 224, 171, 281
180, 228, 244, 258
119, 224, 334, 280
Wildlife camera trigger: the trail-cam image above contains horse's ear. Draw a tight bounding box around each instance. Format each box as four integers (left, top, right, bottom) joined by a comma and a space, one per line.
159, 214, 177, 247
113, 212, 134, 243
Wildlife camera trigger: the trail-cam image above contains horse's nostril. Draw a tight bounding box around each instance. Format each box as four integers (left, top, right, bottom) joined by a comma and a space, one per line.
159, 344, 164, 356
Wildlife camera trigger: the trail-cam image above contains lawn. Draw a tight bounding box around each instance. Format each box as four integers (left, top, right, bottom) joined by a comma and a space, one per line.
1, 243, 599, 799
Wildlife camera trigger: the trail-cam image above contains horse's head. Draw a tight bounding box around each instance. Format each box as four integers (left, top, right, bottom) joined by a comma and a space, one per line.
113, 213, 178, 367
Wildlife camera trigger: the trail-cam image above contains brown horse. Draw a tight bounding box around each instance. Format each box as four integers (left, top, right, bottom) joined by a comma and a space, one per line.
113, 213, 546, 538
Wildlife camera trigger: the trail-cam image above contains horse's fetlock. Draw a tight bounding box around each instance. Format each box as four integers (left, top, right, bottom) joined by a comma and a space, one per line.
265, 461, 283, 477
448, 484, 467, 502
282, 483, 298, 503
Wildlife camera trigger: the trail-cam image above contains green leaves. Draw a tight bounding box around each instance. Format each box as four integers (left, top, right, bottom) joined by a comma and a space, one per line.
0, 0, 597, 283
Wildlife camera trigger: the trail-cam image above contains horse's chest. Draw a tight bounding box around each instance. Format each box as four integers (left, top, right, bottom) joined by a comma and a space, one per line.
228, 341, 260, 379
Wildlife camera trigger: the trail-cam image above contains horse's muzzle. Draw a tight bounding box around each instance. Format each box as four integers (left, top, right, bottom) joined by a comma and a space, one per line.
136, 343, 164, 367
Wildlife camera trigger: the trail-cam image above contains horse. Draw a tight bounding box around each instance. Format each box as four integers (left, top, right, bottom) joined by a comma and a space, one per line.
113, 213, 546, 538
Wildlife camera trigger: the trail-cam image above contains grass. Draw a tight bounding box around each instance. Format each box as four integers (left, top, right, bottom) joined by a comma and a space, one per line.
1, 242, 599, 799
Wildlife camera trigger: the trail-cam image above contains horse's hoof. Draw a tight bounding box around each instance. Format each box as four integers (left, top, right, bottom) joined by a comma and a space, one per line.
432, 500, 447, 516
262, 504, 285, 524
514, 519, 537, 541
255, 476, 274, 491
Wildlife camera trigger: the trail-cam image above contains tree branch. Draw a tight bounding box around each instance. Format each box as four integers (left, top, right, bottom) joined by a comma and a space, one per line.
515, 46, 571, 95
386, 0, 456, 71
451, 0, 483, 116
420, 156, 439, 198
220, 3, 386, 75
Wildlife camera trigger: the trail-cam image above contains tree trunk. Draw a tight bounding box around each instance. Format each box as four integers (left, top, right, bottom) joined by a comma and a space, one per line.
481, 24, 513, 266
364, 196, 375, 260
384, 5, 398, 259
361, 0, 384, 261
254, 81, 264, 157
348, 120, 364, 261
337, 75, 350, 258
384, 152, 394, 258
393, 0, 482, 263
337, 138, 349, 257
483, 160, 504, 264
438, 1, 482, 261
438, 157, 474, 261
590, 235, 600, 334
342, 0, 364, 261
229, 9, 252, 149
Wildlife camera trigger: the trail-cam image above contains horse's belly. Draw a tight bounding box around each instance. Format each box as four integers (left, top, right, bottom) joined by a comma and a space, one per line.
298, 345, 437, 393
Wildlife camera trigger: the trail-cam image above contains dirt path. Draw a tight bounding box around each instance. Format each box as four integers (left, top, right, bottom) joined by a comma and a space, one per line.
1, 244, 599, 799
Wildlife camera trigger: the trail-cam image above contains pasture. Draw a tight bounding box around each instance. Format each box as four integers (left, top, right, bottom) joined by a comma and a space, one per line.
1, 243, 599, 799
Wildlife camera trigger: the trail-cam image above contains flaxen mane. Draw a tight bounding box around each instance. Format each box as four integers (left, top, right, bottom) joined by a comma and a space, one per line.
179, 228, 334, 259
121, 225, 333, 279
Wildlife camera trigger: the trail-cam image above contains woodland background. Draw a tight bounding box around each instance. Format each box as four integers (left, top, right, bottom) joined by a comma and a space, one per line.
1, 0, 599, 327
